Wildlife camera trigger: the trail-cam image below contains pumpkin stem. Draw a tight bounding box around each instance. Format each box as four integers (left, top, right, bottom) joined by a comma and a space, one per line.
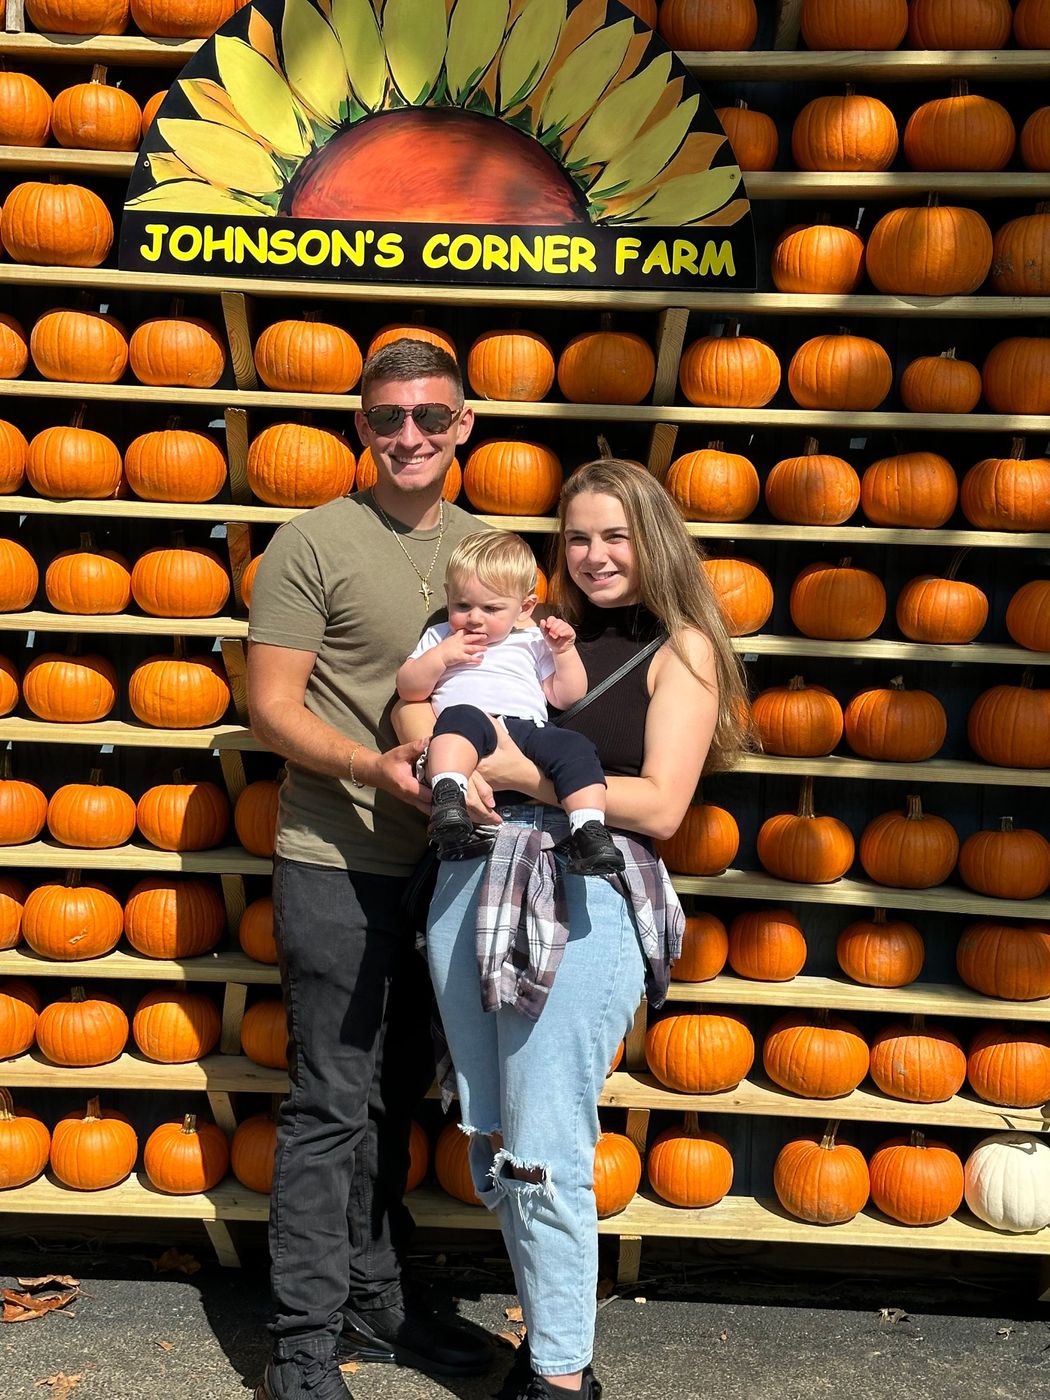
838, 556, 852, 569
1000, 815, 1014, 832
0, 749, 11, 781
302, 309, 319, 323
683, 1112, 700, 1135
905, 794, 924, 821
173, 767, 185, 783
735, 99, 748, 110
911, 1013, 926, 1032
171, 528, 186, 548
910, 1129, 926, 1149
707, 439, 725, 451
78, 531, 95, 552
845, 84, 855, 97
803, 436, 819, 455
599, 312, 614, 334
873, 908, 887, 923
597, 434, 613, 459
950, 78, 968, 98
89, 768, 103, 786
945, 547, 970, 581
171, 297, 186, 318
927, 191, 941, 208
797, 776, 815, 819
91, 64, 108, 84
0, 1087, 14, 1119
814, 1008, 830, 1028
1021, 669, 1034, 690
70, 986, 86, 1003
85, 1095, 102, 1119
787, 675, 806, 692
165, 415, 180, 431
1011, 437, 1026, 461
173, 636, 187, 661
71, 404, 85, 431
941, 348, 957, 361
181, 1113, 198, 1134
819, 1120, 839, 1150
65, 870, 82, 889
889, 676, 905, 691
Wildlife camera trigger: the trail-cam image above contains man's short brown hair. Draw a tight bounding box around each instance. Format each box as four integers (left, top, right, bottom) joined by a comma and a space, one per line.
361, 338, 463, 404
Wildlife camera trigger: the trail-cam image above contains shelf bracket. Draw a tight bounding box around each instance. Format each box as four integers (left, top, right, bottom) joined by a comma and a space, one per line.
207, 1090, 238, 1136
220, 291, 259, 392
774, 0, 803, 49
226, 522, 253, 612
221, 873, 248, 940
625, 1000, 648, 1072
220, 637, 250, 724
220, 982, 249, 1055
615, 1234, 642, 1288
5, 0, 25, 33
204, 1219, 243, 1269
224, 407, 251, 505
646, 308, 690, 481
219, 748, 248, 808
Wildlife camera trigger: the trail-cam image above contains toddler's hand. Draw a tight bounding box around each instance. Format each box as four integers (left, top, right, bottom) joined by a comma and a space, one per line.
540, 615, 577, 655
440, 628, 488, 666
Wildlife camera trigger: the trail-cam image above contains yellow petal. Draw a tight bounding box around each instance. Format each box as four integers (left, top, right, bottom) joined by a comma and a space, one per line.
614, 166, 742, 226
146, 150, 200, 184
213, 35, 312, 158
157, 118, 286, 196
565, 50, 671, 167
538, 18, 633, 135
248, 7, 282, 72
698, 197, 750, 227
590, 93, 698, 197
125, 180, 273, 217
446, 0, 510, 103
498, 0, 565, 110
281, 0, 350, 124
383, 0, 448, 104
330, 0, 387, 111
178, 78, 265, 143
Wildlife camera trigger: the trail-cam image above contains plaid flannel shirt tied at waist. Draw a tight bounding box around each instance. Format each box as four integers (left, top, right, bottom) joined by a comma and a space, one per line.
476, 820, 686, 1023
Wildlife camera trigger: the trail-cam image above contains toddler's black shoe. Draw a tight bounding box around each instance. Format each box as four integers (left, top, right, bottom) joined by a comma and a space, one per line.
565, 821, 625, 876
428, 778, 474, 853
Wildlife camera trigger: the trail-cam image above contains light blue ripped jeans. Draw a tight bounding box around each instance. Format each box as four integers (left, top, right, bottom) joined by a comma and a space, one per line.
426, 804, 646, 1377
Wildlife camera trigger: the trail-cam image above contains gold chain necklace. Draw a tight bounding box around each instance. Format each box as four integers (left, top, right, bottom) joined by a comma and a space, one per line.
371, 494, 445, 610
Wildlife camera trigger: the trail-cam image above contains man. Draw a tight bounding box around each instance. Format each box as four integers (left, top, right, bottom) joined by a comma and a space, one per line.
248, 339, 493, 1400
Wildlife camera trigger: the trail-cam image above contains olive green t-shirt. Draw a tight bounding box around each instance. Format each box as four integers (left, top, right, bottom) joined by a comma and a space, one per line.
247, 490, 483, 876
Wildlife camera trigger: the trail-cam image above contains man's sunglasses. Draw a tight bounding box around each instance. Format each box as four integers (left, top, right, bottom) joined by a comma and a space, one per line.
362, 403, 462, 436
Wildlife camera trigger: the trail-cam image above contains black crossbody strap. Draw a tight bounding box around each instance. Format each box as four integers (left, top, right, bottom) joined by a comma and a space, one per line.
551, 631, 667, 728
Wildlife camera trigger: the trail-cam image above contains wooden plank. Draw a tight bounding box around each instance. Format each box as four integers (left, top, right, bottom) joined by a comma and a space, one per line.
625, 1109, 650, 1158
598, 1072, 1050, 1132
625, 1003, 648, 1073
734, 754, 1049, 788
0, 717, 262, 749
681, 50, 1050, 82
206, 1091, 238, 1136
2, 1049, 286, 1092
7, 496, 1050, 551
729, 635, 1050, 667
226, 522, 252, 611
223, 408, 251, 505
0, 1174, 271, 1221
646, 307, 689, 480
616, 1235, 643, 1287
221, 292, 258, 392
221, 874, 247, 941
221, 639, 250, 724
4, 0, 25, 33
219, 983, 248, 1055
0, 945, 279, 985
664, 973, 1050, 1023
773, 0, 803, 48
203, 1218, 242, 1268
0, 610, 248, 638
0, 33, 199, 63
670, 868, 1050, 919
0, 841, 269, 874
219, 750, 248, 806
3, 264, 1050, 320
646, 422, 679, 482
0, 146, 135, 177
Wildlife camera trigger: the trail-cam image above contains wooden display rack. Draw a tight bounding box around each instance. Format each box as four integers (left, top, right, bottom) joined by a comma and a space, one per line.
2, 1, 1050, 1286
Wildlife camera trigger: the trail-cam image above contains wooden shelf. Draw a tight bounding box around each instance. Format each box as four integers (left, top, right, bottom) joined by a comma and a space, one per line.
0, 841, 269, 874
734, 754, 1049, 788
4, 146, 1047, 200
0, 946, 279, 984
672, 868, 1050, 918
665, 972, 1050, 1023
0, 610, 247, 637
601, 1071, 1046, 1132
0, 717, 262, 750
3, 377, 1050, 431
0, 32, 200, 65
1, 264, 1048, 321
2, 1049, 285, 1092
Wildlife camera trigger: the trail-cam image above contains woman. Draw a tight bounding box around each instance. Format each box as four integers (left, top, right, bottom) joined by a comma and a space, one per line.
426, 459, 749, 1399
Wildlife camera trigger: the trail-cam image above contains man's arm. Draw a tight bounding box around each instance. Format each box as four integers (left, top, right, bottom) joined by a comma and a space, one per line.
248, 641, 428, 812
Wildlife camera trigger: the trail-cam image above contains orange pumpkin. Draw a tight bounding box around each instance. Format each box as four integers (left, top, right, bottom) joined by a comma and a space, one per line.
140, 90, 166, 137
787, 334, 892, 411
0, 655, 19, 717
26, 419, 123, 500
0, 313, 28, 379
129, 312, 226, 388
240, 554, 262, 608
231, 1112, 278, 1193
671, 913, 728, 982
433, 1122, 481, 1205
144, 1114, 230, 1193
0, 181, 113, 268
240, 998, 288, 1069
31, 306, 128, 382
981, 338, 1050, 416
0, 977, 41, 1058
756, 778, 855, 885
903, 84, 1014, 172
133, 988, 221, 1063
869, 1015, 967, 1103
463, 440, 561, 516
908, 0, 1011, 47
124, 876, 226, 960
659, 0, 758, 48
0, 536, 38, 611
131, 537, 230, 618
248, 423, 356, 508
0, 71, 52, 147
35, 985, 128, 1067
46, 770, 135, 849
1015, 0, 1050, 45
50, 1096, 137, 1190
836, 909, 924, 987
843, 677, 947, 762
129, 648, 231, 730
238, 895, 277, 964
714, 103, 778, 171
991, 206, 1050, 297
366, 324, 456, 360
899, 349, 981, 415
51, 65, 142, 151
646, 1011, 755, 1094
895, 573, 988, 645
234, 779, 281, 857
0, 419, 29, 494
124, 424, 227, 504
25, 0, 129, 33
648, 1114, 733, 1208
751, 676, 843, 757
868, 1130, 963, 1226
131, 0, 236, 39
593, 1132, 642, 1218
791, 93, 899, 172
701, 556, 773, 636
45, 532, 131, 614
866, 203, 994, 296
764, 437, 860, 525
656, 800, 739, 876
467, 330, 555, 402
763, 1010, 869, 1099
0, 750, 46, 846
956, 920, 1050, 1001
23, 650, 117, 722
22, 873, 123, 959
557, 328, 655, 405
728, 907, 806, 982
1006, 581, 1050, 653
773, 1122, 870, 1224
771, 223, 866, 295
859, 795, 959, 889
967, 1023, 1050, 1108
679, 332, 781, 408
800, 0, 907, 48
0, 876, 27, 951
1021, 108, 1050, 172
664, 443, 759, 523
0, 1087, 50, 1189
860, 450, 958, 528
254, 317, 362, 395
789, 558, 886, 640
967, 674, 1050, 769
136, 778, 231, 851
962, 440, 1050, 533
958, 817, 1050, 901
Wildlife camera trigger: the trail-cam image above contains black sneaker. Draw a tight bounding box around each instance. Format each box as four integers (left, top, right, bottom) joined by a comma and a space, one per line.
336, 1301, 492, 1377
255, 1350, 351, 1400
518, 1366, 603, 1399
565, 821, 625, 876
428, 778, 474, 854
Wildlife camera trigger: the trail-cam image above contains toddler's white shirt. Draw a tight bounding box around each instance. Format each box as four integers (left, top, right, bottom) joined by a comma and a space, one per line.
409, 623, 555, 724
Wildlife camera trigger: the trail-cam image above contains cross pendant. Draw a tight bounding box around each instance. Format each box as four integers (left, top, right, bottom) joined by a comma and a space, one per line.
419, 580, 433, 609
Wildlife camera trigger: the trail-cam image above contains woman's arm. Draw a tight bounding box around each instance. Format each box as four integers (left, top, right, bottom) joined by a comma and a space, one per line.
602, 630, 718, 841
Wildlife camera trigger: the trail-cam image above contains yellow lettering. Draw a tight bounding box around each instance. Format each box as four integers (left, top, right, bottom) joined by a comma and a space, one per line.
570, 237, 596, 273
170, 225, 203, 261
328, 228, 364, 267
202, 225, 235, 261
698, 240, 736, 277
375, 232, 404, 268
642, 241, 671, 275
423, 233, 450, 268
482, 234, 509, 271
543, 235, 569, 274
297, 230, 330, 266
615, 237, 642, 275
508, 235, 544, 273
235, 226, 268, 264
672, 239, 699, 275
139, 224, 167, 263
268, 228, 297, 265
448, 234, 482, 270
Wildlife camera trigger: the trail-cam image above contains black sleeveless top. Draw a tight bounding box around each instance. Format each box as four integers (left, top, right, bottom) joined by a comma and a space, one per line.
552, 603, 664, 778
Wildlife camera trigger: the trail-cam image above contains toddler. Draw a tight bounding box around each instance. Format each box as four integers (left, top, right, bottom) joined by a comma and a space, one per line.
396, 531, 625, 875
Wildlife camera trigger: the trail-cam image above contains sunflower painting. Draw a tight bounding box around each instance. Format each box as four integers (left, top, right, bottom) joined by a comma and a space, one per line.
119, 0, 756, 289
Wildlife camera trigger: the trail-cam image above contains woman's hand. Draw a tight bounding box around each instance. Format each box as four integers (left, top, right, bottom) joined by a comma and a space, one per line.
477, 722, 548, 798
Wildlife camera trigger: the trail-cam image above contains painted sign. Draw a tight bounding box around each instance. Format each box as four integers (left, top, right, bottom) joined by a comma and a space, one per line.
119, 0, 756, 290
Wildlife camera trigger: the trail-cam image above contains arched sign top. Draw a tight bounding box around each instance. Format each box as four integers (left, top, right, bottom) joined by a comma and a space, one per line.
119, 0, 756, 290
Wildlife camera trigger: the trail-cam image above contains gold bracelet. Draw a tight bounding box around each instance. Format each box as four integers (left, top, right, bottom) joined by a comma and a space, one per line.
347, 742, 367, 789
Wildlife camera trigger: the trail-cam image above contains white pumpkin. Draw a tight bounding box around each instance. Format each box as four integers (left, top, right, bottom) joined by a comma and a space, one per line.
964, 1132, 1050, 1233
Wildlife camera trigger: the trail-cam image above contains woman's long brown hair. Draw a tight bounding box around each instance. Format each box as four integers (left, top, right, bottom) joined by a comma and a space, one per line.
549, 458, 751, 774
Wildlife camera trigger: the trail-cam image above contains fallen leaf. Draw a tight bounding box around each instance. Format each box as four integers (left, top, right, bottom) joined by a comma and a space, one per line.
596, 1278, 615, 1300
34, 1374, 82, 1395
719, 1328, 728, 1344
634, 1296, 647, 1305
154, 1340, 174, 1353
504, 1305, 523, 1323
879, 1307, 908, 1325
496, 1329, 525, 1350
338, 1361, 359, 1374
17, 1277, 79, 1290
4, 1286, 79, 1325
997, 1327, 1015, 1339
151, 1248, 201, 1276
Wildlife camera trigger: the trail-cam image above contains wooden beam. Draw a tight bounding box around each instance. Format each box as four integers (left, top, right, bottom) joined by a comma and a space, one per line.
224, 407, 251, 505
773, 0, 803, 49
221, 874, 248, 942
615, 1234, 642, 1287
4, 0, 25, 33
220, 638, 249, 724
203, 1219, 242, 1268
220, 291, 259, 392
226, 522, 252, 612
219, 983, 248, 1056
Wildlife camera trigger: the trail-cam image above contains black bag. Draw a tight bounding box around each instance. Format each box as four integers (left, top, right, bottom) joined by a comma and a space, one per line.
399, 630, 667, 935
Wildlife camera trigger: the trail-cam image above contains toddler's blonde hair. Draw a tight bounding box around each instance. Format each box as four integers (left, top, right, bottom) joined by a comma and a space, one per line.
446, 531, 538, 599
